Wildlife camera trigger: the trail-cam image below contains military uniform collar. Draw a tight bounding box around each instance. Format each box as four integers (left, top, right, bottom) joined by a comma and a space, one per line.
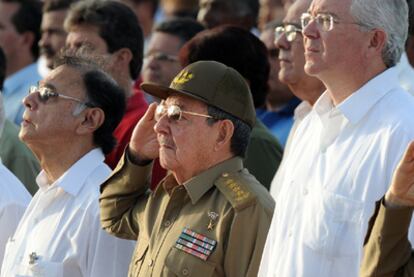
183, 157, 244, 205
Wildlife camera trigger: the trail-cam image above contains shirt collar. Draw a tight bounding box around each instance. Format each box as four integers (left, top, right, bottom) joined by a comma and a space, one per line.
314, 67, 399, 125
294, 101, 313, 121
3, 63, 39, 96
183, 157, 244, 205
36, 148, 105, 196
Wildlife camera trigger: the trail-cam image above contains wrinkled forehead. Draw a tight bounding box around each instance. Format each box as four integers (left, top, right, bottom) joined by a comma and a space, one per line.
165, 93, 208, 110
43, 65, 85, 95
309, 0, 352, 17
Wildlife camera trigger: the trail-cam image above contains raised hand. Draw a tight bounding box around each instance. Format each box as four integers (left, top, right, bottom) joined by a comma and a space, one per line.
385, 141, 414, 207
129, 103, 160, 163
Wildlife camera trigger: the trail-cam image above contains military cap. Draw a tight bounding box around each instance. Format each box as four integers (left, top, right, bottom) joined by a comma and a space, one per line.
141, 60, 256, 128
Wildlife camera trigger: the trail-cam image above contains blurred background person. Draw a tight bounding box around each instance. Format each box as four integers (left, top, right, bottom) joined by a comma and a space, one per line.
142, 17, 204, 103
180, 25, 283, 189
197, 0, 259, 32
0, 0, 42, 125
38, 0, 79, 76
257, 0, 284, 31
120, 0, 159, 50
161, 0, 198, 19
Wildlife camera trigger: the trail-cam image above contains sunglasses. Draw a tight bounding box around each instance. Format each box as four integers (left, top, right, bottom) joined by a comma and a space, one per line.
29, 85, 90, 105
155, 100, 214, 122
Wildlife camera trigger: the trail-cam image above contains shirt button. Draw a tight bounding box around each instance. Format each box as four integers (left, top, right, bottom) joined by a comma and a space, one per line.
148, 259, 153, 267
182, 268, 189, 276
288, 230, 293, 237
164, 220, 171, 227
303, 188, 308, 195
222, 172, 229, 177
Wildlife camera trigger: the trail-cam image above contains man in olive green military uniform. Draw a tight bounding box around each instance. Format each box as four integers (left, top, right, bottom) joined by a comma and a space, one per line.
100, 60, 275, 276
361, 141, 414, 277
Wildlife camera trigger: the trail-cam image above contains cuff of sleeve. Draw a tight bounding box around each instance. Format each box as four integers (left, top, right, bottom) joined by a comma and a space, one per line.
100, 149, 153, 194
377, 199, 413, 237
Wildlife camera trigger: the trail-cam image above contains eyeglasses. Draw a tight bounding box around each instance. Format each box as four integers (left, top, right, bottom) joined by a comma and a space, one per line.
301, 12, 363, 32
29, 85, 90, 105
275, 24, 303, 42
144, 52, 179, 63
155, 100, 214, 122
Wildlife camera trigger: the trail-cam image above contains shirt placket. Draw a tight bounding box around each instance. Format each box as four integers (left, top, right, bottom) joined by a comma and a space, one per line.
146, 186, 186, 276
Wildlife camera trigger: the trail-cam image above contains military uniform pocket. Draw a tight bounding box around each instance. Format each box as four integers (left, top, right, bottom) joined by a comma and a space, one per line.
163, 247, 215, 277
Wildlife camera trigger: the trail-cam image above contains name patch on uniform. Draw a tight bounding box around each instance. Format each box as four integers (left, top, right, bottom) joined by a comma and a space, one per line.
175, 228, 217, 261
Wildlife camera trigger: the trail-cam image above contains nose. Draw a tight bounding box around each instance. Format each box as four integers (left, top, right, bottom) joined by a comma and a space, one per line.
38, 32, 50, 48
274, 30, 290, 51
153, 112, 170, 135
302, 19, 319, 39
22, 91, 39, 111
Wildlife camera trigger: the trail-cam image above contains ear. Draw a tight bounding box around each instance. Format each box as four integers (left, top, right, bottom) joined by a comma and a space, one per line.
367, 29, 387, 55
214, 119, 235, 152
76, 107, 105, 135
111, 47, 133, 69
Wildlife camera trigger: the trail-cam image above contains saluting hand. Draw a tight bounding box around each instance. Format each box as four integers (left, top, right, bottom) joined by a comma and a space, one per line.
129, 103, 159, 163
385, 141, 414, 207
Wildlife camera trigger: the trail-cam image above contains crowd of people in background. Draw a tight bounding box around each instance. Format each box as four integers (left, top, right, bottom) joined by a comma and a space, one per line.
0, 0, 414, 276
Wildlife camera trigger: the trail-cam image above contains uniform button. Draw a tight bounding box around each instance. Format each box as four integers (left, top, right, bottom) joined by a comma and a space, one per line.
182, 268, 189, 276
222, 172, 229, 177
303, 188, 308, 195
148, 259, 153, 267
164, 220, 171, 227
288, 230, 293, 237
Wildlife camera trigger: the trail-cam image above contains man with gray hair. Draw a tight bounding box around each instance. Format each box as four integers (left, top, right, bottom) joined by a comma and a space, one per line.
259, 0, 414, 276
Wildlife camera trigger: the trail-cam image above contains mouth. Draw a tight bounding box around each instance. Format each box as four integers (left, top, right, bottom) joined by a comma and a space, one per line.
158, 136, 174, 150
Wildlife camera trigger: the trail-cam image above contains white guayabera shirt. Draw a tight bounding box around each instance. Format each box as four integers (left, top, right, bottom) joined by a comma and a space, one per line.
0, 162, 31, 269
1, 149, 135, 277
258, 68, 414, 277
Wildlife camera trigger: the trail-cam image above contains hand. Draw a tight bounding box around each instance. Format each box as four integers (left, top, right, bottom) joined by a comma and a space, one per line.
385, 141, 414, 207
129, 103, 159, 163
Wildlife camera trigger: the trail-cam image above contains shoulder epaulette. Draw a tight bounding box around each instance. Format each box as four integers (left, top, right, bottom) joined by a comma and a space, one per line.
215, 172, 257, 211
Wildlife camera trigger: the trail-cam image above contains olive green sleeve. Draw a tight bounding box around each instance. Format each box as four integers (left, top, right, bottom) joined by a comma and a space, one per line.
223, 202, 274, 277
99, 150, 152, 240
361, 201, 414, 277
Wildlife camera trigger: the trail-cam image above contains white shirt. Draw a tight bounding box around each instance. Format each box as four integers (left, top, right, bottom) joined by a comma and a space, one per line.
269, 101, 312, 199
0, 162, 31, 268
397, 52, 414, 96
1, 149, 135, 277
258, 67, 414, 277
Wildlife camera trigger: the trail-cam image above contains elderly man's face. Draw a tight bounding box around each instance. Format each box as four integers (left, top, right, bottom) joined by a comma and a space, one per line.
275, 0, 307, 87
39, 10, 68, 69
142, 32, 183, 87
19, 65, 87, 146
154, 94, 219, 180
302, 0, 368, 78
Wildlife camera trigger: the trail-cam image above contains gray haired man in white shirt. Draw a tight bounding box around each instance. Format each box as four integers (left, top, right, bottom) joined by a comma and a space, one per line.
0, 54, 135, 277
259, 0, 414, 276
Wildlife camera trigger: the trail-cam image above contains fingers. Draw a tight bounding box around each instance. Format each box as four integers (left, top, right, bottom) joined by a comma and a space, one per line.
142, 102, 158, 122
402, 141, 414, 164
